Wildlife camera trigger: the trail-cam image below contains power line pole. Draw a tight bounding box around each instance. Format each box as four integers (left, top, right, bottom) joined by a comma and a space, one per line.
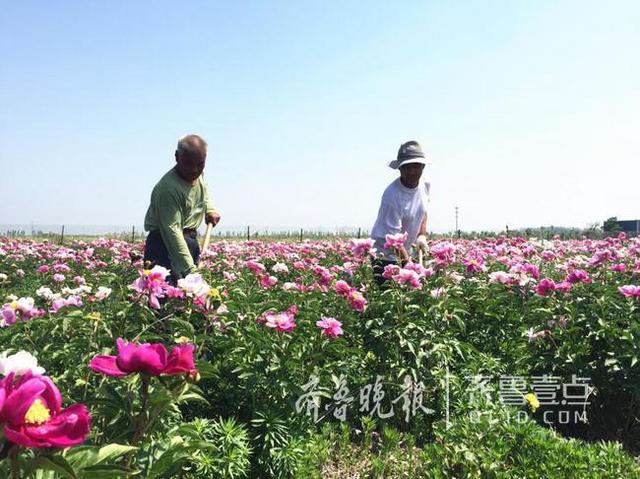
455, 206, 459, 232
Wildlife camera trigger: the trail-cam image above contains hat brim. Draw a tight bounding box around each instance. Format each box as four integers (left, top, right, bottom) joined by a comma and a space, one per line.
388, 157, 431, 169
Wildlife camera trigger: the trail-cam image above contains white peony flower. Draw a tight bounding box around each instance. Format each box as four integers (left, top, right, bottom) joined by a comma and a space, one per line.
177, 273, 211, 298
0, 350, 45, 376
95, 286, 112, 301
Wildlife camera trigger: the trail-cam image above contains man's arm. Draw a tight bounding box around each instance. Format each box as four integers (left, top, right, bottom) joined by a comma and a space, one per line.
418, 213, 428, 236
156, 191, 196, 276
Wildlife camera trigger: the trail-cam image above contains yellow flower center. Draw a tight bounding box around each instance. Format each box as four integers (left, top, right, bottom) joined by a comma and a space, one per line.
175, 336, 190, 344
24, 399, 51, 425
209, 288, 220, 299
10, 301, 18, 310
143, 269, 151, 276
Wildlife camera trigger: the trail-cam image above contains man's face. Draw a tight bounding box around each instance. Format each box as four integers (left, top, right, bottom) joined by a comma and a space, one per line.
175, 150, 206, 182
399, 163, 425, 188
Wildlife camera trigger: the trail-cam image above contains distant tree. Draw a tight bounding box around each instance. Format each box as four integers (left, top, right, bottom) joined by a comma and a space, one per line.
603, 217, 621, 232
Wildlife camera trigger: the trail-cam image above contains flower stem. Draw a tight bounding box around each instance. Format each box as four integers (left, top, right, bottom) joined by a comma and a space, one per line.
8, 445, 20, 479
126, 375, 150, 471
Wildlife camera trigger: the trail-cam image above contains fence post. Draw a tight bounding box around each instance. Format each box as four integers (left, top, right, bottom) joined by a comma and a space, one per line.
299, 228, 303, 242
247, 226, 250, 241
60, 225, 65, 244
357, 227, 361, 239
131, 226, 135, 243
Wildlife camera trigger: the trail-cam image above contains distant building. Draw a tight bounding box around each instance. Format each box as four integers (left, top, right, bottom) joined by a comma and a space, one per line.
617, 220, 640, 234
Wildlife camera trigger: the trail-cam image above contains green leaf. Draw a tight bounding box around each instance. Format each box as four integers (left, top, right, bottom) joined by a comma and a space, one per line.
95, 444, 138, 465
36, 455, 78, 479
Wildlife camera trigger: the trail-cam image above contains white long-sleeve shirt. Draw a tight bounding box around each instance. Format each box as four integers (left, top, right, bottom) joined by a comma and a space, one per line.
371, 177, 430, 261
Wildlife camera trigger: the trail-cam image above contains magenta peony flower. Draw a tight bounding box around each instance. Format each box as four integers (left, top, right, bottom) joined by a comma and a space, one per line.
535, 278, 556, 297
316, 316, 343, 338
0, 372, 91, 448
566, 269, 592, 284
89, 338, 196, 377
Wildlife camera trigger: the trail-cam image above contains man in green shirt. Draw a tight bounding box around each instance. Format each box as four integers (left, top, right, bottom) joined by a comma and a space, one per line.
143, 134, 220, 280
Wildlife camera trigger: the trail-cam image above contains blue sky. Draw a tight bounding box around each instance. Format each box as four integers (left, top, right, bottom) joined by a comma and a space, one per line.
1, 1, 639, 233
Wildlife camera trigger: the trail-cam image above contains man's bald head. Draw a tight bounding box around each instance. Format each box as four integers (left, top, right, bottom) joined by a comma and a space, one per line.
176, 134, 207, 159
175, 134, 208, 183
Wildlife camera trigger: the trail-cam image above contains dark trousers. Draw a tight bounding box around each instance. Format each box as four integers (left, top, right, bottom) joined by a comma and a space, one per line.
372, 258, 398, 287
143, 230, 200, 283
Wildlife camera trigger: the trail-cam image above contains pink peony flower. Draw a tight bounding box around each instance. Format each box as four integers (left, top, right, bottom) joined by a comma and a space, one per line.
259, 275, 278, 288
382, 264, 401, 279
610, 263, 627, 272
36, 265, 49, 274
554, 281, 572, 293
264, 311, 296, 333
272, 262, 289, 274
53, 274, 65, 283
462, 256, 486, 273
0, 304, 17, 327
0, 372, 91, 448
130, 266, 171, 309
526, 328, 550, 342
333, 280, 352, 296
51, 296, 83, 313
489, 271, 513, 285
1, 298, 41, 326
349, 238, 376, 257
89, 338, 196, 377
619, 285, 640, 298
430, 287, 446, 299
222, 271, 237, 282
392, 268, 422, 289
383, 232, 408, 250
53, 264, 71, 273
316, 316, 344, 338
348, 290, 368, 312
165, 286, 185, 298
246, 260, 266, 274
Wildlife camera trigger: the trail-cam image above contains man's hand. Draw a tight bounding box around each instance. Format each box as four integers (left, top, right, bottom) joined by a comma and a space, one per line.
205, 212, 221, 227
416, 234, 429, 254
398, 245, 411, 265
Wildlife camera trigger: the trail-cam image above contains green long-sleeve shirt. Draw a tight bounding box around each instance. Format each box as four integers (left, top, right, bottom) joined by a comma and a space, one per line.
144, 168, 217, 276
